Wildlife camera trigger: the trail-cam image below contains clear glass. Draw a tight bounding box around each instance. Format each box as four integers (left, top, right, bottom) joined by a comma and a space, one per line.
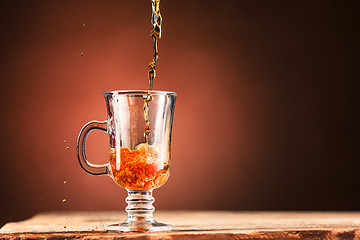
76, 90, 177, 232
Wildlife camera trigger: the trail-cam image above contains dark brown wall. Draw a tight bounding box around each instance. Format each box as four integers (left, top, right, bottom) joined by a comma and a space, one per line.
0, 0, 357, 226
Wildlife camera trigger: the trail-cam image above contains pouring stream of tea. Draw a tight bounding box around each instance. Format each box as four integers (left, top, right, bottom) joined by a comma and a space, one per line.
143, 0, 162, 143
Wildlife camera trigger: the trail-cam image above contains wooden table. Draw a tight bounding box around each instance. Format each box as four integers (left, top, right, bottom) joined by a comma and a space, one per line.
1, 211, 360, 239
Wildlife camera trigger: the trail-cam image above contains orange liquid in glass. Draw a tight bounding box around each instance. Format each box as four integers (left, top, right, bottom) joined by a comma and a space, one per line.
110, 147, 169, 190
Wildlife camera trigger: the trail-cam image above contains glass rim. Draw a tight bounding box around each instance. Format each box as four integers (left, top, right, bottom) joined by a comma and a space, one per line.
104, 90, 177, 97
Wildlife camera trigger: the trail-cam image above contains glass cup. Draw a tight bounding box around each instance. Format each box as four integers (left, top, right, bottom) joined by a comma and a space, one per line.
76, 90, 177, 232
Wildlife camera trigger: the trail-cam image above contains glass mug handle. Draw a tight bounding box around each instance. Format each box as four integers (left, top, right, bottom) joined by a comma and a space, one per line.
76, 120, 109, 175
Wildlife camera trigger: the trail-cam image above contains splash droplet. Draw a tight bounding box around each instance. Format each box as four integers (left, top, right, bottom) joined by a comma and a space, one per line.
64, 225, 67, 228
64, 180, 67, 184
64, 140, 67, 143
66, 147, 70, 150
83, 23, 87, 27
80, 52, 84, 57
62, 199, 67, 203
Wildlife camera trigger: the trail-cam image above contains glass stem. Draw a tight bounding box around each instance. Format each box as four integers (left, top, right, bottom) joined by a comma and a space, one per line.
107, 189, 172, 232
125, 190, 155, 223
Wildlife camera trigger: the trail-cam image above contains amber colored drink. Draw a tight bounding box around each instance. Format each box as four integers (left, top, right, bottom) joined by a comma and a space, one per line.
110, 145, 170, 190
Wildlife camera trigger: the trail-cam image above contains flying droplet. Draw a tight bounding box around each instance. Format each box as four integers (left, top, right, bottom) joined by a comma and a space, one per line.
64, 180, 67, 184
64, 226, 67, 228
64, 140, 67, 143
80, 53, 84, 57
66, 147, 70, 150
83, 23, 87, 27
62, 199, 67, 203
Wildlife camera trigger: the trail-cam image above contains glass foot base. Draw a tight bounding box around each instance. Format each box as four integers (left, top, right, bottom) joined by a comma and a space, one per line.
107, 219, 173, 232
108, 190, 172, 232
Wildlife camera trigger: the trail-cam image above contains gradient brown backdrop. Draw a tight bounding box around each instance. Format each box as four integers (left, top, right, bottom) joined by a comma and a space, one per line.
0, 0, 357, 227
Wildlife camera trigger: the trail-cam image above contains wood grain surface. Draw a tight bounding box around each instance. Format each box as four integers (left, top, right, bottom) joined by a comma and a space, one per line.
1, 211, 360, 239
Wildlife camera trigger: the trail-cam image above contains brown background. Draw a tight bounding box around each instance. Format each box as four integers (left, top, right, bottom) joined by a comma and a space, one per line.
0, 0, 357, 227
